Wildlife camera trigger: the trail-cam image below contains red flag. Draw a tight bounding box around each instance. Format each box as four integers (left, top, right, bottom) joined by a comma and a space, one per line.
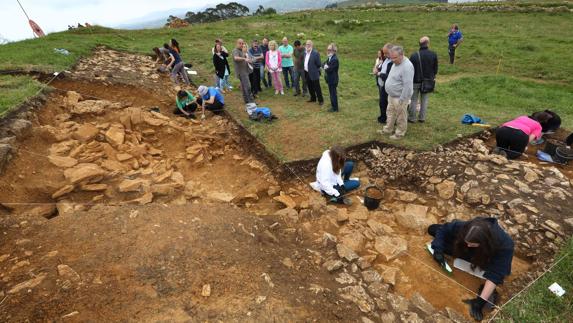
29, 19, 45, 37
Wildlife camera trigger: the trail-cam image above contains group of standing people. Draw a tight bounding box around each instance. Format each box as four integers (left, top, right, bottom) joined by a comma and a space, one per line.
374, 36, 439, 140
211, 37, 341, 112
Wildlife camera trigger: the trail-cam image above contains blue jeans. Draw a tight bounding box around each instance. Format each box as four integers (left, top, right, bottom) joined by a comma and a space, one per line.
217, 74, 231, 90
260, 65, 269, 88
323, 161, 360, 198
282, 66, 294, 88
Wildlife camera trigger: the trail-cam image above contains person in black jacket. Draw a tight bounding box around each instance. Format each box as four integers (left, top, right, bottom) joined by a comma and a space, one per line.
408, 36, 438, 123
302, 40, 324, 106
213, 43, 231, 93
324, 43, 340, 112
428, 217, 514, 321
376, 43, 394, 123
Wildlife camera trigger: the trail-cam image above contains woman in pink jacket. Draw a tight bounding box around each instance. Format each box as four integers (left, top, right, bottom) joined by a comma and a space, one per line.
265, 40, 284, 95
494, 111, 552, 159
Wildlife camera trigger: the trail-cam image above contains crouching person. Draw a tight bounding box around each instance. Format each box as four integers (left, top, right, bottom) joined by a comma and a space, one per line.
494, 111, 551, 159
197, 85, 225, 118
174, 90, 199, 119
428, 217, 514, 321
314, 146, 360, 205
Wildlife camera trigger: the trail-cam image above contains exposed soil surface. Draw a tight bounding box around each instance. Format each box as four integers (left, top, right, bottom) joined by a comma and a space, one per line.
1, 48, 572, 322
1, 203, 365, 322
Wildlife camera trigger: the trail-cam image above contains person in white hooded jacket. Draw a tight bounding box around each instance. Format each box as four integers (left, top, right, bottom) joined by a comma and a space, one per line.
313, 146, 360, 205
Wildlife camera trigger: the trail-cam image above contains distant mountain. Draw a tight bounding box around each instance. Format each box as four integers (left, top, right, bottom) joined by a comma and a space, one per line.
336, 0, 445, 7
114, 7, 194, 30
242, 0, 342, 12
0, 34, 9, 45
113, 1, 345, 30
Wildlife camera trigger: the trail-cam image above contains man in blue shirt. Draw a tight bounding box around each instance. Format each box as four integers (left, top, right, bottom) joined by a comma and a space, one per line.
197, 85, 225, 118
447, 24, 464, 64
279, 37, 295, 90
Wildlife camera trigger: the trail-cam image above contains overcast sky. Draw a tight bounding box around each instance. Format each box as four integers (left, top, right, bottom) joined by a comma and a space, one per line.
0, 0, 223, 42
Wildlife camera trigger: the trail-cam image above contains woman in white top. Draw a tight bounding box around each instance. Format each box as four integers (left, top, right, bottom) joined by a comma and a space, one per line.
265, 40, 284, 95
315, 146, 360, 205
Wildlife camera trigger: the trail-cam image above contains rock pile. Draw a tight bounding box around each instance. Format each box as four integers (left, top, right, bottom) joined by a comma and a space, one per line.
73, 48, 164, 88
35, 91, 240, 213
365, 137, 573, 260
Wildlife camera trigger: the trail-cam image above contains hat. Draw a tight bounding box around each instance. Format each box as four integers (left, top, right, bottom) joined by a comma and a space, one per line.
198, 85, 208, 96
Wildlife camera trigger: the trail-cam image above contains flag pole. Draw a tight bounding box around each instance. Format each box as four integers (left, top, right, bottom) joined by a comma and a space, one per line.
16, 0, 36, 38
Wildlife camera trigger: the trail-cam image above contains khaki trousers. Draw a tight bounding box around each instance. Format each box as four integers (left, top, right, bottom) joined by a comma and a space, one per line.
383, 96, 409, 137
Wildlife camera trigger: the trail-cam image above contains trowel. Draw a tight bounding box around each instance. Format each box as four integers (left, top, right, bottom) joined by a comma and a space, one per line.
426, 243, 453, 274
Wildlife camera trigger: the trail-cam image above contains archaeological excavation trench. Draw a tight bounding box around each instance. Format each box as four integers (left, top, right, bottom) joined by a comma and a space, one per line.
0, 48, 571, 322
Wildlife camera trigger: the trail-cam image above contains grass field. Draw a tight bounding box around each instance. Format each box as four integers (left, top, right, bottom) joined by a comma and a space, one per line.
0, 75, 42, 117
497, 237, 573, 322
1, 4, 572, 159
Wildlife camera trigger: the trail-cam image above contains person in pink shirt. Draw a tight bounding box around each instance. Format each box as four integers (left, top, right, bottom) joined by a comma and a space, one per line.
494, 112, 552, 159
265, 40, 284, 95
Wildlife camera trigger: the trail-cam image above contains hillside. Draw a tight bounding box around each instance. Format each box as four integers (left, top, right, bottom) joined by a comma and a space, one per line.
2, 3, 572, 157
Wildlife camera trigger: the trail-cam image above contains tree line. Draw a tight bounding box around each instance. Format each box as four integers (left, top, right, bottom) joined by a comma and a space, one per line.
166, 3, 277, 26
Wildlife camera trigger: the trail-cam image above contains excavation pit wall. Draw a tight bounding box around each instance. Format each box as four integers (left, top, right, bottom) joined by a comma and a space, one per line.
1, 53, 572, 321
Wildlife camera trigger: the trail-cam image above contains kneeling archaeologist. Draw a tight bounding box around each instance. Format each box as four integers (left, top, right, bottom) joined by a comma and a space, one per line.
312, 146, 360, 206
428, 217, 514, 321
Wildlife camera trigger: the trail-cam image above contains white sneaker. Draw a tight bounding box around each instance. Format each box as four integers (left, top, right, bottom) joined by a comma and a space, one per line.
377, 128, 392, 135
275, 90, 279, 95
389, 134, 402, 140
280, 90, 284, 95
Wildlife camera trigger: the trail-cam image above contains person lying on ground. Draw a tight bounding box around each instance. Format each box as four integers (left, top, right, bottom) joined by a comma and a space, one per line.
197, 85, 225, 119
494, 111, 552, 159
314, 146, 360, 206
428, 217, 514, 321
174, 90, 199, 119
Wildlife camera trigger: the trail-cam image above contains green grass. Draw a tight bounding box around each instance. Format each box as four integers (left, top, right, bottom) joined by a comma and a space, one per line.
0, 5, 572, 159
0, 75, 43, 116
497, 238, 573, 322
223, 74, 573, 160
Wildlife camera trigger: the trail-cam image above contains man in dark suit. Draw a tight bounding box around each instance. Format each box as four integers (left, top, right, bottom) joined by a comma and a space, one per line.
324, 43, 339, 112
302, 40, 324, 106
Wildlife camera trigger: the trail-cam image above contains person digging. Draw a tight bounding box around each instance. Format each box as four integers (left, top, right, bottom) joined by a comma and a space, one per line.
197, 85, 225, 120
174, 90, 199, 119
428, 217, 514, 321
312, 146, 360, 206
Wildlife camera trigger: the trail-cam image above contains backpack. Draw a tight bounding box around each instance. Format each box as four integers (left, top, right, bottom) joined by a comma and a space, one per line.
245, 103, 277, 122
249, 107, 277, 122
